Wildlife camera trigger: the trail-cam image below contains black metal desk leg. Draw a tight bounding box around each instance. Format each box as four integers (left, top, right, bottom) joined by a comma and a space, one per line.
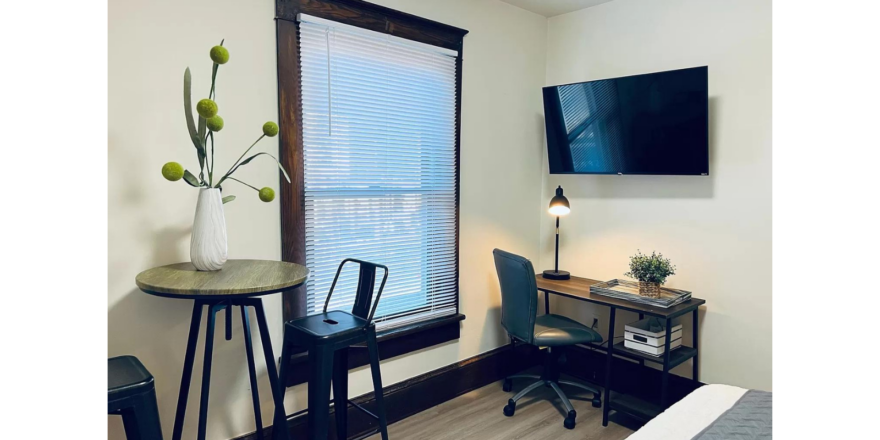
172, 300, 204, 440
241, 306, 264, 440
638, 313, 645, 367
544, 290, 550, 314
660, 318, 672, 408
252, 299, 290, 440
602, 307, 616, 427
197, 304, 223, 440
692, 309, 699, 382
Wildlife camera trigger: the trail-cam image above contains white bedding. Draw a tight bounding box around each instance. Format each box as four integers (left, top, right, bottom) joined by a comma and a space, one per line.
626, 384, 749, 440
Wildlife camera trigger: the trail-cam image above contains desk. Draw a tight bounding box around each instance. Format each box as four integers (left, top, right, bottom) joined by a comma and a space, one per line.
136, 260, 309, 440
535, 275, 706, 426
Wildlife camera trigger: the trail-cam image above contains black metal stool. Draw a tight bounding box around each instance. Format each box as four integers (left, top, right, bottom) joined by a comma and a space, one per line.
109, 356, 164, 440
275, 259, 390, 440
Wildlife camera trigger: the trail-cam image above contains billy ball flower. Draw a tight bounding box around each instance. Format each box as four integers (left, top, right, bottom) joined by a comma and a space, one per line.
206, 115, 224, 132
161, 162, 184, 181
210, 45, 229, 64
262, 121, 279, 137
259, 187, 275, 202
196, 99, 218, 119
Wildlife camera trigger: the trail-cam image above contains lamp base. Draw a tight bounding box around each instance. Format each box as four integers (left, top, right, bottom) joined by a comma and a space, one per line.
542, 270, 570, 280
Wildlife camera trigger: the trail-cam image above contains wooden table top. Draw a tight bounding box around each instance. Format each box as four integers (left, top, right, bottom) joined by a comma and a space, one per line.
535, 275, 705, 319
136, 259, 309, 299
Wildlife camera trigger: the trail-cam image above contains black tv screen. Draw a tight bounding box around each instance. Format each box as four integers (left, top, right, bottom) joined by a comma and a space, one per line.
543, 66, 708, 175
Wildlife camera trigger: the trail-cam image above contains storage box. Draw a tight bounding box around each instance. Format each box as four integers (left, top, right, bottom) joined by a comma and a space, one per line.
623, 318, 683, 356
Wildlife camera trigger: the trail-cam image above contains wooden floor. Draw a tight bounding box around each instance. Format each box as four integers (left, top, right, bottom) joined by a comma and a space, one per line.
366, 378, 636, 440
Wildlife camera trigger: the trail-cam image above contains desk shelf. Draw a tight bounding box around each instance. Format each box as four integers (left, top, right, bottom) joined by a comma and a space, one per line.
611, 343, 697, 370
607, 391, 663, 422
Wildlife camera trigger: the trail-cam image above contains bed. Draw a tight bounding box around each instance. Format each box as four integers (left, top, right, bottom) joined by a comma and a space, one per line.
627, 384, 772, 440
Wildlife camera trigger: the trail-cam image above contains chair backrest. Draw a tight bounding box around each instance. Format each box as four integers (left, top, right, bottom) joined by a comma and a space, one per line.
323, 258, 389, 324
492, 249, 538, 345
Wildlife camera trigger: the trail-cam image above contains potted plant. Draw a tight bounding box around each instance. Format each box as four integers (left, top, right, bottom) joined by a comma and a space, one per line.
160, 40, 290, 271
624, 250, 676, 298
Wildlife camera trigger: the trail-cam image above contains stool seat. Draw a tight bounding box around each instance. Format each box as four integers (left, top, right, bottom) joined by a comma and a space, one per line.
109, 356, 155, 402
286, 311, 369, 341
108, 355, 163, 440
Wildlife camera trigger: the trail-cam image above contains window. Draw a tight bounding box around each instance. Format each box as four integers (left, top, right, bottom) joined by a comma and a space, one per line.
289, 13, 460, 331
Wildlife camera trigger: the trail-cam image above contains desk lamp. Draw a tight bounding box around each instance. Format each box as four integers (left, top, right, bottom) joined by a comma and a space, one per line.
543, 185, 571, 280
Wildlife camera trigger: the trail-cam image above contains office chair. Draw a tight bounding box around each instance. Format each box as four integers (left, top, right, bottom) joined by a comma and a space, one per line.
493, 248, 602, 430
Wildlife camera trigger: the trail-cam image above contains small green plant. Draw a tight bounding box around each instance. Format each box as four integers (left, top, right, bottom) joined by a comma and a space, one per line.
162, 39, 290, 203
624, 250, 676, 284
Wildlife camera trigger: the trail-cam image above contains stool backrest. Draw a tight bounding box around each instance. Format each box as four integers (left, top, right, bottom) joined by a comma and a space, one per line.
323, 258, 389, 324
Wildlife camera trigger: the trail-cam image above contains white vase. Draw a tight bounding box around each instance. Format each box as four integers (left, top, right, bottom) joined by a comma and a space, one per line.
190, 188, 228, 271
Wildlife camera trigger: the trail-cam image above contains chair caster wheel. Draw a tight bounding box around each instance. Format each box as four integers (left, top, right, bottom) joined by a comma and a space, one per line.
502, 379, 512, 392
503, 399, 516, 417
564, 410, 576, 430
592, 393, 602, 408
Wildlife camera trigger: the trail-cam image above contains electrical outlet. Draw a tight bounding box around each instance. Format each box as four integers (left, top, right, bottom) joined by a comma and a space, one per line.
591, 317, 599, 330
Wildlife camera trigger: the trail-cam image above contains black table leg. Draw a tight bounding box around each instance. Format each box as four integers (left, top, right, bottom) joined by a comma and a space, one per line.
241, 305, 264, 440
172, 300, 204, 440
252, 299, 290, 440
692, 309, 699, 382
602, 307, 616, 427
544, 290, 550, 314
660, 318, 672, 408
197, 304, 223, 440
308, 346, 334, 440
333, 348, 349, 440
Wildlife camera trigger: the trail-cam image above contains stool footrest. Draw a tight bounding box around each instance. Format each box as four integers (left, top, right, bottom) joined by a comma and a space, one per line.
348, 399, 379, 420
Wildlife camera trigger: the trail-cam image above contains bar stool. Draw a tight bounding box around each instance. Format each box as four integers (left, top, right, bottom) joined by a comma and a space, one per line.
274, 259, 390, 440
109, 355, 164, 440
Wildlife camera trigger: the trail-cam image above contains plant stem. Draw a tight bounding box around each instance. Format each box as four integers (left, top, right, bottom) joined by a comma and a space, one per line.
227, 176, 260, 191
208, 131, 215, 186
217, 134, 265, 185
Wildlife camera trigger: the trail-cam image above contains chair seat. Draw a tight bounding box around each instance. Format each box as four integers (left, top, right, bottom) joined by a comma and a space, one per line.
108, 355, 155, 402
533, 314, 603, 347
286, 310, 369, 342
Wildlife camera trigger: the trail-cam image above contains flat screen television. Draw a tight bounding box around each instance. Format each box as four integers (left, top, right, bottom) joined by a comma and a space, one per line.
543, 66, 708, 175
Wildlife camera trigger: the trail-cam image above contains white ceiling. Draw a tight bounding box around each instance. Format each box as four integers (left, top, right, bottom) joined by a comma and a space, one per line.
500, 0, 615, 18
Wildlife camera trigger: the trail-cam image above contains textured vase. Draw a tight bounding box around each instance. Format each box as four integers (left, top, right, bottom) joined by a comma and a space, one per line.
638, 281, 662, 298
190, 188, 228, 271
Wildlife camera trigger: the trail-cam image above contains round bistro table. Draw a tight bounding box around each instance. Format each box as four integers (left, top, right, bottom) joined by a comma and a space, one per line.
136, 260, 308, 440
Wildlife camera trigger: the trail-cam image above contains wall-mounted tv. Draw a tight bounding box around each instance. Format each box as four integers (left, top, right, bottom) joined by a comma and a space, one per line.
543, 66, 708, 175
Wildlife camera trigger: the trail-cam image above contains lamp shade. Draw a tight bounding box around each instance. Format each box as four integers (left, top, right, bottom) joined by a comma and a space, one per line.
548, 186, 570, 216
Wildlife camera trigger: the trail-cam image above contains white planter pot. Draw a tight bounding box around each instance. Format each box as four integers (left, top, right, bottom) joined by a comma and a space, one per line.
190, 188, 228, 271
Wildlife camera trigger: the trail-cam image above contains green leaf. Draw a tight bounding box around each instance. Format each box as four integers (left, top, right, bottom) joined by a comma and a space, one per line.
183, 170, 201, 187
184, 68, 207, 171
222, 195, 235, 204
236, 152, 292, 183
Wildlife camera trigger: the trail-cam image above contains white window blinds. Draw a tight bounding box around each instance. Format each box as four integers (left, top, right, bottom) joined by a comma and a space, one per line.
298, 14, 459, 330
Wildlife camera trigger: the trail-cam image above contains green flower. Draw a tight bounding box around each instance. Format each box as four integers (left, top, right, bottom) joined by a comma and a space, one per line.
196, 99, 218, 119
210, 46, 229, 65
262, 121, 279, 137
259, 187, 275, 202
161, 162, 184, 181
206, 115, 224, 132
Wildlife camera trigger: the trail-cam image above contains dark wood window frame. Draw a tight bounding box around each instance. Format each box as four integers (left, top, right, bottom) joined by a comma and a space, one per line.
275, 0, 468, 386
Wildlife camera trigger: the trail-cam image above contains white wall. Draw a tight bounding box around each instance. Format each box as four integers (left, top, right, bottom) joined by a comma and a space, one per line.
540, 0, 772, 391
108, 0, 547, 438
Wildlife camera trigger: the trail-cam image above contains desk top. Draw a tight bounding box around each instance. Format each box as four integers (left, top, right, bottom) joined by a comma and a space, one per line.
136, 259, 309, 299
535, 275, 705, 319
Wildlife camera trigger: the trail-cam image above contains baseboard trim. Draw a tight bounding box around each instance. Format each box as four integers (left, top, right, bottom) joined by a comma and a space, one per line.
233, 343, 541, 440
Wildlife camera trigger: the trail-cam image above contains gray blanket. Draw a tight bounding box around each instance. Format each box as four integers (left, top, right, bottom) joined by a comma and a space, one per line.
692, 390, 772, 439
